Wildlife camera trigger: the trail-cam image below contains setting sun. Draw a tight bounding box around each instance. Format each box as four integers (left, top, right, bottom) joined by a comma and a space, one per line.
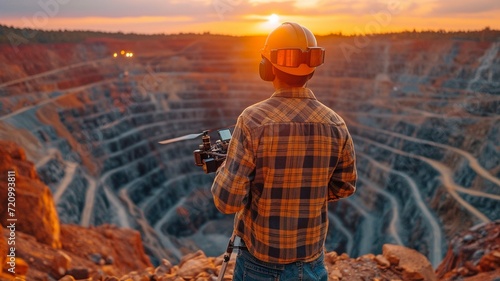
258, 13, 281, 32
268, 14, 280, 25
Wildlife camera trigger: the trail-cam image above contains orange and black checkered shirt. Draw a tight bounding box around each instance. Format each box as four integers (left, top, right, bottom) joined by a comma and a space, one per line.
211, 87, 357, 264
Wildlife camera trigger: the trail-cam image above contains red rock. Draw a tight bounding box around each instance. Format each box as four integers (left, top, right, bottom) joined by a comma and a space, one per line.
329, 269, 343, 279
385, 252, 401, 266
339, 253, 350, 260
66, 267, 90, 279
436, 221, 500, 280
457, 268, 500, 281
60, 224, 152, 274
0, 141, 27, 161
375, 254, 391, 268
1, 256, 29, 277
325, 251, 338, 265
0, 226, 5, 273
0, 141, 61, 249
464, 261, 479, 275
478, 250, 500, 272
155, 259, 173, 276
175, 250, 215, 280
59, 275, 76, 281
382, 244, 437, 281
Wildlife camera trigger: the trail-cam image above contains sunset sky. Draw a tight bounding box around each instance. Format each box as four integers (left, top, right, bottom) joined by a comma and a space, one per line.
0, 0, 498, 36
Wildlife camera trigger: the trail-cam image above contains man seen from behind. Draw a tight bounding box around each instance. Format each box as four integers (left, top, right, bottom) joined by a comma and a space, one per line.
211, 22, 357, 281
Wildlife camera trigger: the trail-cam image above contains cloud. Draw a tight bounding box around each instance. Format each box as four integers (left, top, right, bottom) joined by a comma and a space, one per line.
0, 0, 497, 34
1, 0, 498, 20
0, 0, 390, 20
428, 0, 500, 15
0, 0, 231, 31
0, 0, 500, 21
216, 0, 300, 19
0, 0, 215, 19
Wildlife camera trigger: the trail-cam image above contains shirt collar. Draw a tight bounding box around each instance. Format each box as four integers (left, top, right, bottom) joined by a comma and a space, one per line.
271, 87, 317, 100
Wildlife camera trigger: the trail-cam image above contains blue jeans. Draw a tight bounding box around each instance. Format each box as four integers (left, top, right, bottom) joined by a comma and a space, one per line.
233, 247, 328, 281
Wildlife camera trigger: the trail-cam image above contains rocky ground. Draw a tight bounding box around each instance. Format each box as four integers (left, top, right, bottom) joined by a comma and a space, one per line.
0, 141, 499, 281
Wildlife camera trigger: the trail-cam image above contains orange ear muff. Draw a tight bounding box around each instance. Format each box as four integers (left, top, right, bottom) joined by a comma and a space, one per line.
259, 57, 275, 81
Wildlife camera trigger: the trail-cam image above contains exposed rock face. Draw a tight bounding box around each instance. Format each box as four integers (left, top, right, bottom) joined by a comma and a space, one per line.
0, 140, 62, 248
436, 220, 500, 280
0, 142, 152, 280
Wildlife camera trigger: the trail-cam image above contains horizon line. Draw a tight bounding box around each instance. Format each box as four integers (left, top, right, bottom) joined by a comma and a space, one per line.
1, 22, 498, 38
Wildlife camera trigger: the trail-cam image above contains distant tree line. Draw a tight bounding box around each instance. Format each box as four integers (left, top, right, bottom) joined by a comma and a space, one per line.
380, 27, 498, 42
323, 27, 500, 42
0, 24, 498, 46
0, 24, 167, 45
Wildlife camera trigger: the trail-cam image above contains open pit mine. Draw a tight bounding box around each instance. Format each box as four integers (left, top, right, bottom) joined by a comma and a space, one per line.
0, 27, 499, 279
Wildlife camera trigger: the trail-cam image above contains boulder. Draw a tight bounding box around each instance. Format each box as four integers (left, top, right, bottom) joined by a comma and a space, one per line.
176, 250, 215, 279
382, 244, 437, 281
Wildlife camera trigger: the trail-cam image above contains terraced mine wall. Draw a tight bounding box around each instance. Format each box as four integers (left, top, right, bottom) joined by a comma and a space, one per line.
0, 34, 498, 266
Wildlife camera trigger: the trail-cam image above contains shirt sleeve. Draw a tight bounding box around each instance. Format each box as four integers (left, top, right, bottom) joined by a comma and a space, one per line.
211, 116, 256, 214
328, 134, 357, 201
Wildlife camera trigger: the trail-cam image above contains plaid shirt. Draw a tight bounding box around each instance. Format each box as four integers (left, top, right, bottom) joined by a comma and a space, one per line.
211, 87, 357, 264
